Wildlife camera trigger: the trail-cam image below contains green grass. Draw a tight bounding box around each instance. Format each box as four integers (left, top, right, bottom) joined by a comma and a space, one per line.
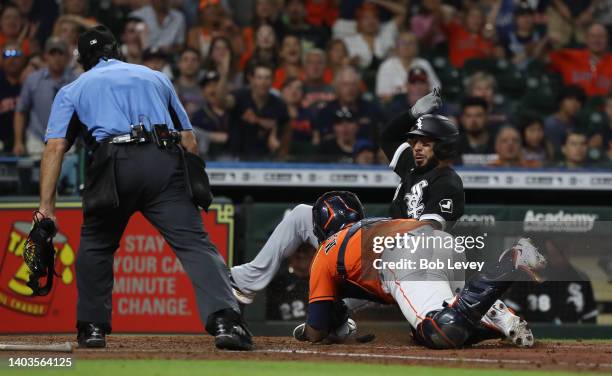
4, 360, 610, 376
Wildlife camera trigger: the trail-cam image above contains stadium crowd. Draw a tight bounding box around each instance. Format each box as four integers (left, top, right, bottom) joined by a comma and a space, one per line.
1, 0, 612, 168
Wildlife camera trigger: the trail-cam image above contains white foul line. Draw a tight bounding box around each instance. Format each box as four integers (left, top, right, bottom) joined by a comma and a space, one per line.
255, 348, 612, 369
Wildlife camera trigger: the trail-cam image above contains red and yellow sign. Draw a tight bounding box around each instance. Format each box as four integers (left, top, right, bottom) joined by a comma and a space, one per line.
0, 203, 234, 333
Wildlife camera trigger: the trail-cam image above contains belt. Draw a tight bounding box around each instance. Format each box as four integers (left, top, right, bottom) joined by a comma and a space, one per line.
108, 132, 149, 144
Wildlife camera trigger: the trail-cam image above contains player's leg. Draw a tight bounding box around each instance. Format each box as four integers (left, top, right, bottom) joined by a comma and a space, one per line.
414, 238, 546, 349
230, 204, 317, 302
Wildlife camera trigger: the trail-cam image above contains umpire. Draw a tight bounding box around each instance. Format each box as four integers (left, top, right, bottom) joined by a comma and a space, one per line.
38, 26, 253, 351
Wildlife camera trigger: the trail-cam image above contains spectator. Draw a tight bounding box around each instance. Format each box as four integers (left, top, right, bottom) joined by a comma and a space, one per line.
0, 43, 26, 153
490, 126, 539, 167
548, 23, 612, 97
272, 34, 303, 89
53, 16, 82, 71
142, 48, 171, 76
281, 0, 329, 50
444, 5, 496, 68
265, 242, 315, 320
410, 0, 447, 48
91, 0, 133, 38
304, 0, 338, 29
0, 4, 35, 55
326, 38, 350, 76
353, 139, 378, 165
16, 0, 59, 50
544, 85, 586, 151
376, 31, 440, 101
130, 0, 186, 54
318, 107, 359, 163
61, 0, 98, 24
174, 48, 204, 119
301, 48, 335, 109
546, 0, 596, 47
187, 1, 228, 58
120, 17, 147, 65
456, 96, 496, 166
203, 36, 242, 90
499, 3, 547, 70
340, 2, 405, 86
241, 23, 279, 72
315, 66, 384, 144
227, 62, 289, 159
519, 114, 554, 167
560, 130, 589, 168
465, 71, 511, 130
386, 67, 437, 118
241, 0, 285, 55
279, 77, 316, 160
13, 37, 76, 157
191, 70, 230, 159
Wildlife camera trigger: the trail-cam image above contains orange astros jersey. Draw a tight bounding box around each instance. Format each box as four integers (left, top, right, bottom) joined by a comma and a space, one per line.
309, 218, 427, 305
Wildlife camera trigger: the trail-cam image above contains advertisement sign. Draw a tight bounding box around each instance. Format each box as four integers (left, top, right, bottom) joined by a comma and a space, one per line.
0, 203, 234, 333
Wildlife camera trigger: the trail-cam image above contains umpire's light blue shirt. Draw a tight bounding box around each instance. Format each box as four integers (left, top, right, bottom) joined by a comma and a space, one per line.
45, 59, 192, 142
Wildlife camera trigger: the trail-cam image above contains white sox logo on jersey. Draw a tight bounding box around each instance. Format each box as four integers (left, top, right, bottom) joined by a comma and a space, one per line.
404, 180, 428, 218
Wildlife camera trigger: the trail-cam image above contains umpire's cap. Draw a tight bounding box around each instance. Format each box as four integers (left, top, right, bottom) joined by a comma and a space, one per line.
77, 25, 119, 71
406, 114, 459, 160
312, 191, 365, 243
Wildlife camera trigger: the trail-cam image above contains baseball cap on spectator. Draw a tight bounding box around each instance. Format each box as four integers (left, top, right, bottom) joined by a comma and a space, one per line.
514, 2, 534, 16
142, 47, 167, 62
353, 139, 377, 156
45, 37, 68, 54
333, 107, 354, 123
408, 67, 428, 84
199, 70, 220, 87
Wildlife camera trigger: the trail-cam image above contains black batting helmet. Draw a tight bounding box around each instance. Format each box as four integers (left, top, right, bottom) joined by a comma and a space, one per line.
312, 191, 365, 243
406, 114, 459, 160
77, 25, 120, 71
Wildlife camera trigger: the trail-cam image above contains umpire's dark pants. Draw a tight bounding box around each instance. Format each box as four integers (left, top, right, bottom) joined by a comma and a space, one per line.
75, 142, 238, 327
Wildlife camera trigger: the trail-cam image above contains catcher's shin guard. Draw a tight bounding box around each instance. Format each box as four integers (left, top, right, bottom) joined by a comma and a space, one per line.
454, 238, 547, 324
414, 308, 474, 349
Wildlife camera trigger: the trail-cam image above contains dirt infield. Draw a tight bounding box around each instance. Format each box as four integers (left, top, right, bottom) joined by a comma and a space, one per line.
1, 334, 612, 373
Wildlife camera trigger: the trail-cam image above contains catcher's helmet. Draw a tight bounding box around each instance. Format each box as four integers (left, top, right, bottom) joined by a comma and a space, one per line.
312, 191, 365, 243
77, 25, 120, 71
406, 114, 459, 160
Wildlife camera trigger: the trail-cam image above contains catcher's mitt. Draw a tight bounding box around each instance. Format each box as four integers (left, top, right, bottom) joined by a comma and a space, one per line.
23, 211, 58, 296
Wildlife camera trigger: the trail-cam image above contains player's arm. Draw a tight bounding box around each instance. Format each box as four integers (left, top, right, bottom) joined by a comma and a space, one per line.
419, 174, 464, 231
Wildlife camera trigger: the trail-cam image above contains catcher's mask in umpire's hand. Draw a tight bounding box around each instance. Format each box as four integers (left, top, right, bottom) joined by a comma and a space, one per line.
407, 114, 459, 160
23, 212, 58, 296
312, 191, 365, 243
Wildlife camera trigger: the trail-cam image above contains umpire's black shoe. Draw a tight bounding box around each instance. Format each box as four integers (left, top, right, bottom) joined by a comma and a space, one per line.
77, 322, 108, 348
206, 309, 254, 351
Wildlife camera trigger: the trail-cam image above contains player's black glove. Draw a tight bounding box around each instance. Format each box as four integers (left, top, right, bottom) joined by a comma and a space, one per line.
23, 211, 58, 296
410, 88, 442, 118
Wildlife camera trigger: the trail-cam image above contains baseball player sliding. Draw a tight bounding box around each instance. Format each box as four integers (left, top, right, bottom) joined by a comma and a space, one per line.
292, 191, 546, 349
230, 89, 462, 305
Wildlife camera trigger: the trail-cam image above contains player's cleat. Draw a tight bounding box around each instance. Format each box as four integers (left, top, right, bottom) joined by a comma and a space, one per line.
76, 322, 107, 348
230, 276, 256, 305
482, 300, 534, 348
207, 309, 254, 351
499, 238, 547, 282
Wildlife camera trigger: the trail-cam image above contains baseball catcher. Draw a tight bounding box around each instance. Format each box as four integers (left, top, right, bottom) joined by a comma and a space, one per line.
293, 191, 547, 349
23, 211, 58, 296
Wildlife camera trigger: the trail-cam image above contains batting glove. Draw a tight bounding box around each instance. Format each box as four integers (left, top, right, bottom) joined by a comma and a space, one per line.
410, 88, 442, 118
